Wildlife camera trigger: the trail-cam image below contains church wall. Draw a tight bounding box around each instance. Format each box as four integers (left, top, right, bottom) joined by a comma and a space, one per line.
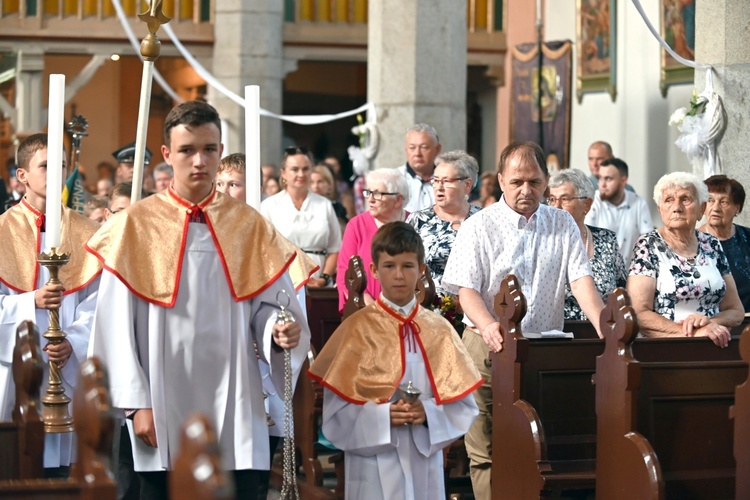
545, 0, 694, 224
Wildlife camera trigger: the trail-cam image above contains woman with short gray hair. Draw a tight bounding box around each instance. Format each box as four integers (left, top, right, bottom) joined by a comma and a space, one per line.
407, 150, 481, 330
336, 168, 410, 311
628, 171, 744, 347
548, 168, 626, 320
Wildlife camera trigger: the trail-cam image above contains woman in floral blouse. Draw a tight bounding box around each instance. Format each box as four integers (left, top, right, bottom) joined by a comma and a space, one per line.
627, 172, 744, 348
548, 169, 627, 321
407, 151, 481, 330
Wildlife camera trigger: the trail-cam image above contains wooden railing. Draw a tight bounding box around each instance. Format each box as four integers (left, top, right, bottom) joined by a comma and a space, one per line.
0, 0, 211, 22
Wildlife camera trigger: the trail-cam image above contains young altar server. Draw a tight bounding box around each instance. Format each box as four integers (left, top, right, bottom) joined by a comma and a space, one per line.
0, 133, 102, 475
309, 221, 481, 500
86, 100, 311, 499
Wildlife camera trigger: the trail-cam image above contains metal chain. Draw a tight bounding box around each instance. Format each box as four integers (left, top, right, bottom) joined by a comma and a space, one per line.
280, 347, 299, 500
276, 289, 299, 500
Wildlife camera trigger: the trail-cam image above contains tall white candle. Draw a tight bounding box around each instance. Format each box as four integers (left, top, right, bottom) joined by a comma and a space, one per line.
131, 60, 154, 204
536, 0, 542, 26
245, 85, 261, 210
46, 74, 65, 250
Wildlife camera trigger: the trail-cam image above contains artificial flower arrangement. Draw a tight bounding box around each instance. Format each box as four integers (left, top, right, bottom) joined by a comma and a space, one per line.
668, 87, 725, 177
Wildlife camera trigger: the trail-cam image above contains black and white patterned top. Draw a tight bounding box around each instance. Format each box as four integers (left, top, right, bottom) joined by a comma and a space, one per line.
407, 204, 482, 294
564, 225, 627, 320
629, 230, 731, 321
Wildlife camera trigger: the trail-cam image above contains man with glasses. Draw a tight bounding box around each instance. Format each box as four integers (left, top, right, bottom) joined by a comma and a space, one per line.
585, 157, 653, 265
442, 142, 604, 500
398, 123, 442, 212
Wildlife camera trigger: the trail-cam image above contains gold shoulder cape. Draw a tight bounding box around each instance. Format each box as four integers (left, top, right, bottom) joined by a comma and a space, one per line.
309, 299, 482, 405
0, 198, 102, 295
85, 187, 314, 307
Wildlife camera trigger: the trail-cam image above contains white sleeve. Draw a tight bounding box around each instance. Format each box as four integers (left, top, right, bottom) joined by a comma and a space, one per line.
321, 389, 397, 456
251, 271, 311, 399
442, 222, 490, 296
63, 276, 100, 369
88, 270, 152, 410
411, 395, 479, 457
0, 287, 36, 364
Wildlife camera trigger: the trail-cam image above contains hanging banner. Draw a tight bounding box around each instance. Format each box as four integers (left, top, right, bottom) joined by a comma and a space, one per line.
511, 40, 573, 172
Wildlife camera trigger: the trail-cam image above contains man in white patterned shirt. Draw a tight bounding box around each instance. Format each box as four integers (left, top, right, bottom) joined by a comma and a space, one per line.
398, 124, 442, 212
442, 141, 604, 500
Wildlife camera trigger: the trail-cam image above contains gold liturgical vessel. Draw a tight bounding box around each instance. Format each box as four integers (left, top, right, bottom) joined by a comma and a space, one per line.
37, 247, 74, 433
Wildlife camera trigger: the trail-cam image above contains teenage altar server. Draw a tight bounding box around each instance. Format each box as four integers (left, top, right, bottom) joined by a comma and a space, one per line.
309, 222, 481, 500
0, 133, 102, 475
86, 100, 310, 499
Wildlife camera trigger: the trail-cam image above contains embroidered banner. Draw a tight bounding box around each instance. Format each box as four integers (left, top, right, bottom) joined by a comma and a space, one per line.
511, 40, 573, 172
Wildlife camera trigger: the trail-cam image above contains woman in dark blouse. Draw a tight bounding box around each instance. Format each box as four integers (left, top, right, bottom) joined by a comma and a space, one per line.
699, 175, 750, 312
548, 168, 627, 320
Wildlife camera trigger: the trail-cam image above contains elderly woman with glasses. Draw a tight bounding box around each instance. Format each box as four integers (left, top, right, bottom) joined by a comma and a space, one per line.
261, 147, 342, 288
699, 175, 750, 313
336, 168, 410, 311
628, 172, 744, 347
548, 169, 627, 320
407, 151, 481, 327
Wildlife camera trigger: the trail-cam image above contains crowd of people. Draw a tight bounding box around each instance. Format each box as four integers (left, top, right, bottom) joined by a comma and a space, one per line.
1, 103, 748, 500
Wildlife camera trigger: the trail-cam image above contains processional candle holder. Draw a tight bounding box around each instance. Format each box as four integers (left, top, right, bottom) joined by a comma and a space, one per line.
37, 247, 74, 433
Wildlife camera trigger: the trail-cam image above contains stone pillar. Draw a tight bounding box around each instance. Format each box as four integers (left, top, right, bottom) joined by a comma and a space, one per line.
211, 1, 284, 165
368, 0, 467, 169
15, 48, 45, 135
695, 0, 750, 226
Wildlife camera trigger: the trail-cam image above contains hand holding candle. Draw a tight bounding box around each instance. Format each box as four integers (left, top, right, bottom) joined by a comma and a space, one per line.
46, 74, 65, 250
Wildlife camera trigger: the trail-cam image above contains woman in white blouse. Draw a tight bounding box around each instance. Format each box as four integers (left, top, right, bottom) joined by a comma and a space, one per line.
261, 147, 341, 288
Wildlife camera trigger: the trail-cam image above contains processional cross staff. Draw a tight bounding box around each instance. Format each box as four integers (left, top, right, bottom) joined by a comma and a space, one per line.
131, 0, 171, 204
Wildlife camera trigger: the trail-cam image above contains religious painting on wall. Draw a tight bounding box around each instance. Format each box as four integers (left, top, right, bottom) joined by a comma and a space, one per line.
660, 0, 695, 96
576, 0, 616, 103
511, 41, 573, 171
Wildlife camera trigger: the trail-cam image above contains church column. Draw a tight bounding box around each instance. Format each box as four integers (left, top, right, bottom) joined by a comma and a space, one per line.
211, 0, 284, 165
695, 0, 750, 226
15, 48, 44, 135
367, 0, 467, 169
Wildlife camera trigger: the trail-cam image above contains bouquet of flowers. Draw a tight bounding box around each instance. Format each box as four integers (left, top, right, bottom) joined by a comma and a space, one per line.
432, 293, 465, 334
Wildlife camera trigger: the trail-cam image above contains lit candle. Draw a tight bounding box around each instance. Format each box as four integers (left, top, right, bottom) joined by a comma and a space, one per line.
46, 74, 65, 250
131, 60, 154, 204
245, 85, 261, 210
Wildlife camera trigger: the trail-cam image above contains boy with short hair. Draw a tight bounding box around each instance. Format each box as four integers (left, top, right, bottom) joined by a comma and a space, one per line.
83, 195, 109, 224
0, 133, 101, 475
309, 221, 481, 500
216, 152, 247, 200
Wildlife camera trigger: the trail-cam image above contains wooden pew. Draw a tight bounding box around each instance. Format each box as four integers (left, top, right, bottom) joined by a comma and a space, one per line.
0, 320, 45, 481
171, 413, 233, 500
490, 275, 603, 498
733, 324, 750, 499
0, 356, 116, 499
596, 291, 748, 499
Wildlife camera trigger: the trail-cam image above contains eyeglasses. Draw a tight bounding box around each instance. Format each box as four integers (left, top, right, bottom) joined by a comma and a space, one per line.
363, 189, 398, 200
407, 145, 433, 153
430, 176, 468, 188
546, 195, 587, 206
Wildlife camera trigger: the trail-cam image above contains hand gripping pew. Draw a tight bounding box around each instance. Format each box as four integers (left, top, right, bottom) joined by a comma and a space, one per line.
596, 290, 748, 499
490, 275, 604, 499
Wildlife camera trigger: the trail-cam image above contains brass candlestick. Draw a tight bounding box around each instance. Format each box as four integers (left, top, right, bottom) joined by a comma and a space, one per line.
37, 247, 74, 433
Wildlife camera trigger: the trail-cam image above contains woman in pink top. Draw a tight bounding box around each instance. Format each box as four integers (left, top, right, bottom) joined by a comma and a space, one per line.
336, 168, 410, 311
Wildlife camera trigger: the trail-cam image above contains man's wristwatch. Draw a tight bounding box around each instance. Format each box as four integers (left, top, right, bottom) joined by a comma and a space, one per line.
320, 273, 332, 286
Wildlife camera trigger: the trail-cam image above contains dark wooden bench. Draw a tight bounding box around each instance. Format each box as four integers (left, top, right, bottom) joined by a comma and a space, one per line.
490, 275, 603, 498
732, 324, 750, 499
0, 354, 116, 499
0, 320, 45, 481
596, 290, 748, 499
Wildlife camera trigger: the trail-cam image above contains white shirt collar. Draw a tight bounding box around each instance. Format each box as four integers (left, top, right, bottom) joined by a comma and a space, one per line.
379, 293, 417, 316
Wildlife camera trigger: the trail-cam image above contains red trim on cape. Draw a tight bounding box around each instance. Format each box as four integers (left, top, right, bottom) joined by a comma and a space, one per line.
63, 270, 102, 296
293, 260, 321, 291
85, 244, 175, 308
0, 276, 26, 294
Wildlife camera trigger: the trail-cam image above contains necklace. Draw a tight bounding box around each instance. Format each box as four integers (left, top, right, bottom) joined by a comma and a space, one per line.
582, 226, 592, 254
